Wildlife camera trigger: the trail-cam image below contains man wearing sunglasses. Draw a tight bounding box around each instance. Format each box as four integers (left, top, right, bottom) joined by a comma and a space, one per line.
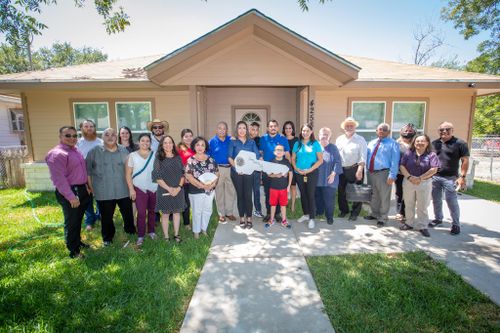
430, 122, 470, 235
46, 126, 91, 259
147, 118, 169, 152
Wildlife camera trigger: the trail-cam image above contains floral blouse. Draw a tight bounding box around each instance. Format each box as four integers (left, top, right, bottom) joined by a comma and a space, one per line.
185, 155, 219, 194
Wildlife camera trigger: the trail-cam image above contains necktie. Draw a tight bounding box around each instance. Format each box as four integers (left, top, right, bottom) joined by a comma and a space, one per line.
368, 139, 381, 173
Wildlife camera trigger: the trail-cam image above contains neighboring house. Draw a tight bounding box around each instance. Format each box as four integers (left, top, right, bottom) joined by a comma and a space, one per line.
0, 9, 498, 190
0, 95, 24, 146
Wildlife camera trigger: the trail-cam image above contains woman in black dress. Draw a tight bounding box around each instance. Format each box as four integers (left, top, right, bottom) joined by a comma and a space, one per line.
152, 135, 186, 243
283, 121, 298, 212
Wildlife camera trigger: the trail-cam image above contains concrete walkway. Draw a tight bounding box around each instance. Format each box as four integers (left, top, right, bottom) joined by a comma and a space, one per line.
181, 194, 500, 332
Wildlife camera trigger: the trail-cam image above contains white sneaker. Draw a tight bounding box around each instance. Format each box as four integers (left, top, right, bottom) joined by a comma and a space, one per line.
308, 219, 315, 229
297, 215, 310, 223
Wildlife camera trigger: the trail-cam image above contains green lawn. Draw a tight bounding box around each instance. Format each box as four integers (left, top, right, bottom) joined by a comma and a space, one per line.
308, 252, 500, 333
465, 179, 500, 202
0, 188, 217, 332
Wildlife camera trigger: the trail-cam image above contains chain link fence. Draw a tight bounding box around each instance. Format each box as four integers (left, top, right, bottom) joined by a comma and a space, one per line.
0, 146, 28, 188
470, 136, 500, 183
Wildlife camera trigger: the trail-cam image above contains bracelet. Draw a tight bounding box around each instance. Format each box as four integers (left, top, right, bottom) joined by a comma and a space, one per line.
407, 176, 412, 180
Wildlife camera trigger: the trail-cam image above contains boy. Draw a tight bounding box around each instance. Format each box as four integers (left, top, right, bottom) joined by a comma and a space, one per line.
265, 144, 293, 229
249, 122, 264, 218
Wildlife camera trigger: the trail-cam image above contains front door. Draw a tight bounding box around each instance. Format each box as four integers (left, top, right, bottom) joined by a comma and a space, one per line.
233, 106, 269, 136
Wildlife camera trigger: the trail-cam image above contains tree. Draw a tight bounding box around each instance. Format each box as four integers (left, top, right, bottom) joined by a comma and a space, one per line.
297, 0, 333, 11
430, 55, 465, 70
0, 42, 107, 74
412, 22, 445, 65
0, 0, 130, 51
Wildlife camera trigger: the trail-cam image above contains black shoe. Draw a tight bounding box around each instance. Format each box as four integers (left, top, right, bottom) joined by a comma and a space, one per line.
450, 225, 461, 235
420, 229, 430, 237
364, 215, 377, 220
263, 215, 270, 223
399, 224, 413, 230
327, 219, 334, 225
428, 219, 443, 228
348, 215, 358, 221
103, 241, 112, 247
79, 242, 90, 249
69, 252, 85, 259
376, 221, 385, 227
338, 212, 348, 218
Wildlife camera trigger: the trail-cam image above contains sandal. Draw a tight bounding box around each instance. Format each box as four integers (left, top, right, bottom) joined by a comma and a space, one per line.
164, 237, 170, 242
174, 235, 182, 243
399, 223, 413, 231
246, 220, 253, 229
240, 220, 246, 229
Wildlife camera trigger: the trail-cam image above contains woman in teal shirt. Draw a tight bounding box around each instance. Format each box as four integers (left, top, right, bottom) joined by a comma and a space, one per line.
291, 123, 323, 229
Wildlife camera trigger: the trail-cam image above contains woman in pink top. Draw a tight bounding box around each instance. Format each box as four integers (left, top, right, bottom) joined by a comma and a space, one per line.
178, 129, 194, 229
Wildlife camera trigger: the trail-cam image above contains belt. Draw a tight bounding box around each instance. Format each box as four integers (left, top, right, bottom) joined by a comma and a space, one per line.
370, 168, 389, 173
343, 163, 359, 169
219, 164, 231, 167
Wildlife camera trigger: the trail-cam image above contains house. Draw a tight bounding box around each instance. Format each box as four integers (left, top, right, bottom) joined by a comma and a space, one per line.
0, 95, 24, 147
0, 9, 498, 191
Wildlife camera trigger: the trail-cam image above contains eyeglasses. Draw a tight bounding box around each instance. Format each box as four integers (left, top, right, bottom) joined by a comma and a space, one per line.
64, 134, 78, 138
152, 126, 164, 130
439, 128, 452, 132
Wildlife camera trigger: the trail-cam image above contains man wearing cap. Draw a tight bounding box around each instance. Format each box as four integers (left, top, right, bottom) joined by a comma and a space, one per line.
430, 121, 469, 235
364, 123, 400, 226
147, 119, 169, 152
335, 117, 367, 221
46, 126, 91, 259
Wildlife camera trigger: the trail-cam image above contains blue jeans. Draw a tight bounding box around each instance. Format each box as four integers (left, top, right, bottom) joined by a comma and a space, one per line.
84, 196, 100, 227
315, 186, 337, 221
432, 175, 460, 226
253, 171, 262, 213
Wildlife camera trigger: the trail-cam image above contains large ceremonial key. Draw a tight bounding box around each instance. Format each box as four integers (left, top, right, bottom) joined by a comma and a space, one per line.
234, 150, 289, 175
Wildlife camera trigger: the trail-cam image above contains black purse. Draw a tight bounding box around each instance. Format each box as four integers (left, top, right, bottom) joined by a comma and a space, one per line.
346, 183, 372, 202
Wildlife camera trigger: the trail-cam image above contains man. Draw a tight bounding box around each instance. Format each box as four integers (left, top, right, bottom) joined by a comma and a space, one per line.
46, 126, 91, 259
335, 117, 367, 221
147, 118, 169, 152
208, 121, 237, 222
249, 121, 264, 218
77, 119, 103, 231
86, 128, 136, 246
430, 121, 469, 235
364, 123, 399, 226
259, 119, 290, 222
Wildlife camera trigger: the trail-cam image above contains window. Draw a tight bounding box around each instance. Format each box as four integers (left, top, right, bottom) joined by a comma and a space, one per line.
115, 101, 152, 133
391, 102, 426, 139
9, 109, 24, 132
351, 101, 386, 142
73, 102, 109, 132
241, 112, 261, 123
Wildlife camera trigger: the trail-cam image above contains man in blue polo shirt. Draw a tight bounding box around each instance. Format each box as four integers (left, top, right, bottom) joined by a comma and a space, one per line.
259, 119, 290, 222
208, 121, 237, 222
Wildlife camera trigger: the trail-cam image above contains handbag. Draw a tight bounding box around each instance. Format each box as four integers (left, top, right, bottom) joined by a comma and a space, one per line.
132, 152, 154, 179
346, 183, 372, 202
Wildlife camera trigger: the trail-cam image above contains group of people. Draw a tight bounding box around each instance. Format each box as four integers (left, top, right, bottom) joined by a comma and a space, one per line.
46, 116, 469, 259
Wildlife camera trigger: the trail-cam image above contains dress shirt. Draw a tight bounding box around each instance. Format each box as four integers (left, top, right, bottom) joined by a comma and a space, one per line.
335, 133, 367, 167
316, 144, 343, 188
228, 138, 261, 162
366, 137, 400, 179
259, 133, 290, 162
86, 145, 130, 200
151, 135, 162, 152
208, 135, 232, 165
46, 143, 88, 201
77, 137, 103, 158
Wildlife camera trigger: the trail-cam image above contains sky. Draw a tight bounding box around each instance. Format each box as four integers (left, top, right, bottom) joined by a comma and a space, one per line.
9, 0, 490, 65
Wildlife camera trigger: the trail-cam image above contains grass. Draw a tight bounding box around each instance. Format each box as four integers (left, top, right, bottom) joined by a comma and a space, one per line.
465, 179, 500, 202
0, 188, 217, 332
308, 252, 500, 333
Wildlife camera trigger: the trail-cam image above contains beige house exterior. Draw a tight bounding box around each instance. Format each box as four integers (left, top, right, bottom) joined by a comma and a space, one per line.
0, 9, 498, 190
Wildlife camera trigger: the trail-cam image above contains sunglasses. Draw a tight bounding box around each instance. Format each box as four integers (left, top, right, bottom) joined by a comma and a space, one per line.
152, 126, 164, 130
64, 134, 78, 138
439, 128, 452, 132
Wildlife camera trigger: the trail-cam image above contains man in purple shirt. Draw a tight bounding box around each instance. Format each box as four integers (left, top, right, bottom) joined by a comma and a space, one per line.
46, 126, 91, 259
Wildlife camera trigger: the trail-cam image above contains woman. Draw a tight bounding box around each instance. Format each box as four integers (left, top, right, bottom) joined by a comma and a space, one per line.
178, 128, 195, 230
291, 123, 323, 229
126, 133, 157, 246
399, 134, 440, 237
283, 121, 299, 212
185, 137, 219, 239
152, 136, 186, 243
315, 127, 342, 225
395, 123, 417, 222
118, 126, 138, 153
228, 121, 260, 229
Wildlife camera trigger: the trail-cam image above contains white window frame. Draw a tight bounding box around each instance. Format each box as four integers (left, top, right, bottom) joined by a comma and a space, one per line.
391, 101, 426, 138
9, 108, 24, 132
114, 101, 152, 134
351, 101, 387, 138
73, 102, 110, 133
